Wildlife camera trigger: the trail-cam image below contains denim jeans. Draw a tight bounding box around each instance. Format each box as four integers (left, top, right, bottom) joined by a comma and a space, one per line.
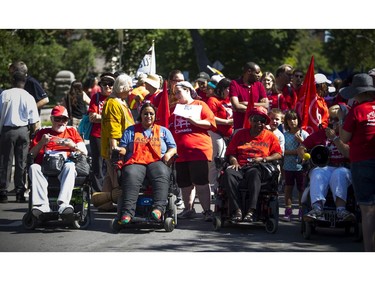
121, 161, 171, 217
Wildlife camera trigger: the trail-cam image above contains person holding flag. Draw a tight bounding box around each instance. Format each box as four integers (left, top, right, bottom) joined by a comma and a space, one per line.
295, 56, 330, 135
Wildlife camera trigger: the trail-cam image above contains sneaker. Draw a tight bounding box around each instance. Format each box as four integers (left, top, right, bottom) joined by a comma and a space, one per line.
298, 207, 303, 221
58, 204, 74, 215
151, 209, 162, 221
337, 209, 355, 222
175, 198, 185, 210
120, 214, 132, 224
32, 205, 51, 218
280, 207, 292, 222
177, 208, 196, 219
203, 210, 213, 222
0, 192, 8, 203
303, 208, 323, 222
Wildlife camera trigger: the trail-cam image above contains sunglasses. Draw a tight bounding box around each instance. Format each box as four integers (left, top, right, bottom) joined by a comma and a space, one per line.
294, 75, 304, 78
53, 116, 69, 123
251, 115, 267, 124
100, 82, 114, 87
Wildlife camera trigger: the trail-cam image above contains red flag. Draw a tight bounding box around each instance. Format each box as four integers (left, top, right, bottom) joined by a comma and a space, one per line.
295, 56, 327, 134
155, 80, 170, 128
242, 92, 255, 129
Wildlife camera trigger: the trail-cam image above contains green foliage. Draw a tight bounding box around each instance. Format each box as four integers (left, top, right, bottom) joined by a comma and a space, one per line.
1, 29, 374, 99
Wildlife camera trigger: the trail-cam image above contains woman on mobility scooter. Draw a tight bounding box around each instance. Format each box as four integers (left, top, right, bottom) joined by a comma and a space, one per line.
114, 102, 177, 225
221, 106, 282, 223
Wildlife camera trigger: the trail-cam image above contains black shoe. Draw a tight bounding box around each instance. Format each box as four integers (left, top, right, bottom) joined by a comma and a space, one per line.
16, 193, 26, 203
0, 193, 8, 203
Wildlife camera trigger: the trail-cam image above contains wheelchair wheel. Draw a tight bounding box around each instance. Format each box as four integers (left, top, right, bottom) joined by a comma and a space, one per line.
213, 215, 222, 231
164, 217, 175, 232
72, 213, 91, 229
111, 218, 122, 233
22, 212, 38, 230
302, 220, 312, 240
265, 218, 278, 234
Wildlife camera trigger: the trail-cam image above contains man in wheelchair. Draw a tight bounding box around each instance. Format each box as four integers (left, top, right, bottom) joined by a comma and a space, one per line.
297, 105, 355, 222
221, 106, 282, 222
29, 105, 88, 217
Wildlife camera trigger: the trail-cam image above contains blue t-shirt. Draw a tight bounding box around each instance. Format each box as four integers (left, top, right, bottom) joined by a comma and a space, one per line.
283, 129, 309, 171
119, 125, 176, 162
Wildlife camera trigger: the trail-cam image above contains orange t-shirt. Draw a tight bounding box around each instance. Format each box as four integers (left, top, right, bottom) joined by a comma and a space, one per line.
169, 100, 216, 162
226, 128, 282, 166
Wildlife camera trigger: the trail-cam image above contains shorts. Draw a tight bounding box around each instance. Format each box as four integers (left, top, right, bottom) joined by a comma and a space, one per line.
176, 160, 209, 187
351, 160, 375, 206
284, 170, 305, 192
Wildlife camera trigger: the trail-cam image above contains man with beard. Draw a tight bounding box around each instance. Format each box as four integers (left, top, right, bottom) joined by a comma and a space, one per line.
28, 105, 87, 217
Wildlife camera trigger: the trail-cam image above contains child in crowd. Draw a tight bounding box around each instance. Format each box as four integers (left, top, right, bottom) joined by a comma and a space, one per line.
267, 108, 285, 191
281, 110, 309, 222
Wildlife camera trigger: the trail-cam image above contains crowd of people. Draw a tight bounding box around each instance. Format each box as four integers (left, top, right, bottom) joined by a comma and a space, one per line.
0, 59, 374, 252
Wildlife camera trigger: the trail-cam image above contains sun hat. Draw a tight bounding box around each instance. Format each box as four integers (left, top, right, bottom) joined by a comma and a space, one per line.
315, 73, 331, 84
175, 81, 197, 98
368, 68, 375, 76
339, 73, 375, 99
144, 74, 161, 89
51, 105, 69, 118
248, 106, 271, 125
196, 72, 210, 82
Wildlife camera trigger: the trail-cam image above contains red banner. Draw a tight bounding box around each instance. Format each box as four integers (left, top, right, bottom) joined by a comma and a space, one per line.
155, 80, 170, 128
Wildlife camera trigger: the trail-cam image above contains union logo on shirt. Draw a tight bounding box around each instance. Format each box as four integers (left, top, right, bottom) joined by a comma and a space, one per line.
173, 115, 192, 134
367, 111, 375, 126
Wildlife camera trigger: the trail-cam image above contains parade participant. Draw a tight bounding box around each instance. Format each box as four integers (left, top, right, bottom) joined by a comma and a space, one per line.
28, 105, 87, 216
339, 73, 375, 251
298, 105, 354, 222
170, 81, 217, 221
116, 102, 177, 224
221, 106, 282, 222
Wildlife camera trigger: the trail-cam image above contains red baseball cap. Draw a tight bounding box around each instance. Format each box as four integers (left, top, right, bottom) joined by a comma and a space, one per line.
51, 105, 69, 118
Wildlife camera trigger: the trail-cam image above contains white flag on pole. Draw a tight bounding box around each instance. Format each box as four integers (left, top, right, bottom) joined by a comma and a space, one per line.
136, 42, 156, 78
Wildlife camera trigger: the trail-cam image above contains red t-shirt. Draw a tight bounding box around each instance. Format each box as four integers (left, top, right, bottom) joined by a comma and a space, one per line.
206, 96, 233, 137
225, 129, 282, 166
30, 127, 84, 165
229, 78, 266, 129
88, 93, 107, 138
169, 100, 216, 162
267, 92, 288, 112
282, 85, 297, 110
302, 129, 349, 166
343, 100, 375, 162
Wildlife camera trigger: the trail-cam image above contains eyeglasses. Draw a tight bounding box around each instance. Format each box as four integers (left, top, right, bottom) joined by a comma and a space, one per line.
101, 82, 114, 87
53, 116, 69, 123
251, 115, 267, 124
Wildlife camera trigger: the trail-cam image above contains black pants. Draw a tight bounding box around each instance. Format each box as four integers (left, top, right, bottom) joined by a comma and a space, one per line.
121, 161, 171, 217
221, 166, 262, 212
0, 126, 29, 193
89, 135, 104, 192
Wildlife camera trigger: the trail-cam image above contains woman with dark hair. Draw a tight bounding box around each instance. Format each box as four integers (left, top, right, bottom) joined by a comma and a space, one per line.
64, 80, 91, 129
206, 78, 233, 194
116, 102, 177, 224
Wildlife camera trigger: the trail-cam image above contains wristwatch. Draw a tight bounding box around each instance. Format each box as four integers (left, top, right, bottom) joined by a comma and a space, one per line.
262, 158, 267, 163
